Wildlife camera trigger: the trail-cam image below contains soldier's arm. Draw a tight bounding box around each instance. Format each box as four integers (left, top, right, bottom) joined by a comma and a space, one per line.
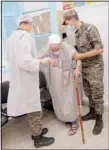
75, 26, 104, 60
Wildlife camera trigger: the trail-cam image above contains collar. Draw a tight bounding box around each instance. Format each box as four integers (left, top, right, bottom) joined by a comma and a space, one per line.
75, 21, 85, 37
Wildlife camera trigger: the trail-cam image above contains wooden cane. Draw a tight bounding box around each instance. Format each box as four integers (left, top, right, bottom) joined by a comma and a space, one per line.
74, 78, 85, 144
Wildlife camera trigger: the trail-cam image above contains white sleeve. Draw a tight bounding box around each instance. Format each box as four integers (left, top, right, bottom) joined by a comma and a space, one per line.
16, 34, 40, 72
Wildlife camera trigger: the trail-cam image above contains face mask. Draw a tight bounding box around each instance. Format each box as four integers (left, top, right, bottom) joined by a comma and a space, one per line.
52, 51, 60, 56
67, 25, 75, 31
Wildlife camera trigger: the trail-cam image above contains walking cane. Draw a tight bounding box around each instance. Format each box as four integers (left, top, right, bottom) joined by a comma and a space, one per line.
74, 77, 85, 144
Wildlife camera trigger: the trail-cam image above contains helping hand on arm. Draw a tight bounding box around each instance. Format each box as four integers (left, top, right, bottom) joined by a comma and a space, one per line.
74, 49, 103, 60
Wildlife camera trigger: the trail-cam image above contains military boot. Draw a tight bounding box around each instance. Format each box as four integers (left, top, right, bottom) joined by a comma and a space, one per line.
32, 128, 48, 140
93, 114, 103, 135
82, 108, 97, 121
33, 135, 55, 148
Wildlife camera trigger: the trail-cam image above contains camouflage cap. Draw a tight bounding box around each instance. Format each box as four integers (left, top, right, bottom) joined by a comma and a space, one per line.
62, 9, 77, 25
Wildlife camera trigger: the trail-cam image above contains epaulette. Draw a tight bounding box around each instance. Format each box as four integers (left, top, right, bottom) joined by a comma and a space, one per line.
87, 26, 91, 31
85, 24, 92, 31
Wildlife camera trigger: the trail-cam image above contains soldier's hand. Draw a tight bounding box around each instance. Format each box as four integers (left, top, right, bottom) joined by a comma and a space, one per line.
74, 67, 81, 79
73, 52, 81, 60
49, 58, 58, 66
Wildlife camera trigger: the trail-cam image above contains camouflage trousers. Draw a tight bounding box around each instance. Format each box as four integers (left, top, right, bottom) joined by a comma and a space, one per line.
28, 111, 42, 136
82, 63, 104, 115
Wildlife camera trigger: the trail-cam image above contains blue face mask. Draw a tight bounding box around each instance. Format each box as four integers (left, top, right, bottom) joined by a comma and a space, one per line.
67, 25, 75, 31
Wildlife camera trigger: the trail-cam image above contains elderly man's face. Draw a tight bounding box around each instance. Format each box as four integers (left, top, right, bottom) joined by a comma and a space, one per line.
50, 43, 61, 51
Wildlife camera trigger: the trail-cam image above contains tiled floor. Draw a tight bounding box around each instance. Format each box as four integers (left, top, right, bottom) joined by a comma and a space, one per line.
2, 106, 108, 149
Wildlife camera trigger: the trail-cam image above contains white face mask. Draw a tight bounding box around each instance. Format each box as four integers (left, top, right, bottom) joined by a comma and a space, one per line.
52, 51, 60, 56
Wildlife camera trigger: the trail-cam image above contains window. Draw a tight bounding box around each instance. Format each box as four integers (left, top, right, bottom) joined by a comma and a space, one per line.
25, 8, 51, 35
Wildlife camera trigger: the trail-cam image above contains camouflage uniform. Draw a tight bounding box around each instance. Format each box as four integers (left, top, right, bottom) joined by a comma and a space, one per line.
28, 111, 42, 136
75, 22, 104, 115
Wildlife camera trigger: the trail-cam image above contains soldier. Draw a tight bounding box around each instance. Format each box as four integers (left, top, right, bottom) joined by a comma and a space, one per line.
62, 10, 104, 135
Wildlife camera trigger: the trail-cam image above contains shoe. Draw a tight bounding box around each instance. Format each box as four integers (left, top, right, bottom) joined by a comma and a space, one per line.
33, 135, 55, 148
68, 123, 79, 136
82, 108, 97, 121
32, 128, 48, 140
41, 128, 48, 135
93, 114, 103, 135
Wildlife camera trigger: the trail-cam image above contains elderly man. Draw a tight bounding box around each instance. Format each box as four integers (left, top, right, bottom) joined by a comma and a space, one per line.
39, 34, 81, 136
62, 10, 104, 135
6, 15, 55, 148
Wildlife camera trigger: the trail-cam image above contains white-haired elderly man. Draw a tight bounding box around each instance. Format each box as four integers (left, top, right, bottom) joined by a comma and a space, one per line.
6, 14, 55, 148
38, 34, 82, 136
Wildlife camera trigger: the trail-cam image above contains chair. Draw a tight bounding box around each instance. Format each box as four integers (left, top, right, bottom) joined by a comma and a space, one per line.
1, 71, 53, 127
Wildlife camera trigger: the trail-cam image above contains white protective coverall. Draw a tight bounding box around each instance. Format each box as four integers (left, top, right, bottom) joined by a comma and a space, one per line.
39, 42, 78, 122
6, 30, 41, 116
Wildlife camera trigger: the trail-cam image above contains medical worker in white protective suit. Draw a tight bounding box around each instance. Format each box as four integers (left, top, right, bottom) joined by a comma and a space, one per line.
38, 34, 82, 136
6, 15, 55, 148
